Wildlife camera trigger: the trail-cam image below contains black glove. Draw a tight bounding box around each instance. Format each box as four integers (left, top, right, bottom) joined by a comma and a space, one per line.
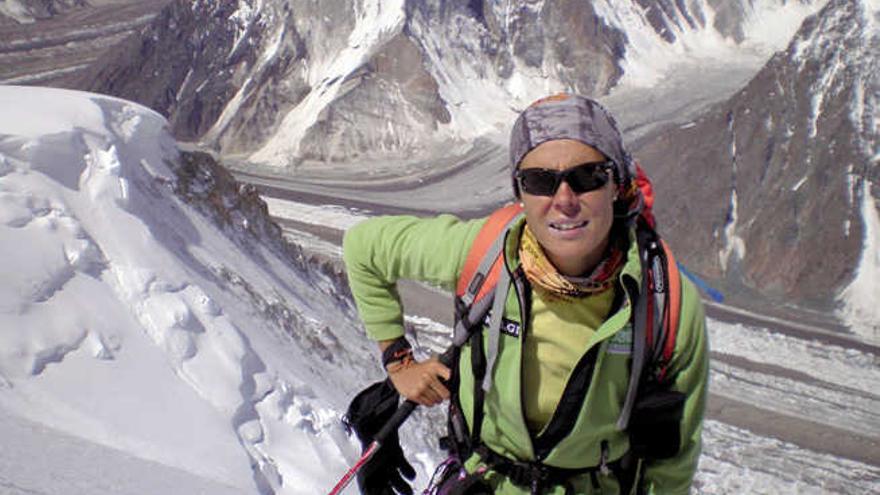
344, 380, 416, 495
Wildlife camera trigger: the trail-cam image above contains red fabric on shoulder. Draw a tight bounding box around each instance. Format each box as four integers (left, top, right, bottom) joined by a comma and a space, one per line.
634, 162, 656, 229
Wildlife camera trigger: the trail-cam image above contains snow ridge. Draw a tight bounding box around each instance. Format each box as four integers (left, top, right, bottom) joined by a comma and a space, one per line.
0, 86, 380, 494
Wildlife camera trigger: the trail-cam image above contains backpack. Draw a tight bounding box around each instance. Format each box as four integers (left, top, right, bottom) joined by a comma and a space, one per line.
442, 170, 688, 491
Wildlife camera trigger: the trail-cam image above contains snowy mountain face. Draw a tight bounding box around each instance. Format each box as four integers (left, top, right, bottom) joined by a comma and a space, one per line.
77, 0, 825, 167
68, 0, 308, 150
633, 0, 879, 327
67, 0, 880, 319
71, 0, 880, 321
0, 85, 410, 493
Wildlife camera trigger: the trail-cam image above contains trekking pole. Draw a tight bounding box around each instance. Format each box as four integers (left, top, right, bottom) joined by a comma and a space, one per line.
328, 349, 455, 495
328, 399, 418, 495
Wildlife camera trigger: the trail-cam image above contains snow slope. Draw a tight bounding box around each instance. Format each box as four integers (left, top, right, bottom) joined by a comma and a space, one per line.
0, 408, 247, 495
592, 0, 828, 88
0, 85, 406, 494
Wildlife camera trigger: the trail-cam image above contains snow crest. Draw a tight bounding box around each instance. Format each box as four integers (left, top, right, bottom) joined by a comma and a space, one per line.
0, 86, 376, 494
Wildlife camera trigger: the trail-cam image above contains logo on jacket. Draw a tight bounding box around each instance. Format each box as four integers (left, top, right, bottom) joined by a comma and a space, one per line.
482, 312, 521, 338
607, 323, 633, 355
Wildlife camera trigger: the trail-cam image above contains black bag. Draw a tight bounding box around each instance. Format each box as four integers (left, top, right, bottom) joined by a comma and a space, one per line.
344, 380, 416, 495
627, 387, 686, 460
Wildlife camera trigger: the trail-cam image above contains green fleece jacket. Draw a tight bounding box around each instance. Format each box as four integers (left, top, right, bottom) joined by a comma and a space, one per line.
343, 213, 709, 494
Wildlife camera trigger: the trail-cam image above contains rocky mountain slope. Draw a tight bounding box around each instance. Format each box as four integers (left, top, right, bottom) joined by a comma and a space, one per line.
58, 0, 879, 318
0, 0, 169, 86
75, 0, 824, 167
633, 0, 878, 317
0, 0, 87, 24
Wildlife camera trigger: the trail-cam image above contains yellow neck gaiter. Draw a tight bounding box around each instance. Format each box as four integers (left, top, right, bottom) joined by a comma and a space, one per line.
519, 224, 623, 300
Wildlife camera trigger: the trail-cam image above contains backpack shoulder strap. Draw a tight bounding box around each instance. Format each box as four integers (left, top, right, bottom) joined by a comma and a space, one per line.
446, 203, 523, 456
456, 203, 524, 302
453, 203, 523, 344
654, 239, 682, 381
617, 223, 683, 430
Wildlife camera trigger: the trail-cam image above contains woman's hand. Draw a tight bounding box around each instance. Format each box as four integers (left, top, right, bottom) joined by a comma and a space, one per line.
387, 357, 451, 407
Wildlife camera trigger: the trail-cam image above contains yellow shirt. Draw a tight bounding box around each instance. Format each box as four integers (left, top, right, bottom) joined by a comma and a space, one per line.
522, 286, 615, 433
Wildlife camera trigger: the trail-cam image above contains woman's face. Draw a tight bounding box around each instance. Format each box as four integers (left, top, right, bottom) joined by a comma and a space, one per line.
518, 139, 617, 276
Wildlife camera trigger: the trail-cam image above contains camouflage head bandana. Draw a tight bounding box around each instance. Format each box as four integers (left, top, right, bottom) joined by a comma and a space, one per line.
509, 94, 637, 197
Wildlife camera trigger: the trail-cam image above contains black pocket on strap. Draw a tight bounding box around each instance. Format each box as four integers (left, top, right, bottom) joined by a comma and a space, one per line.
628, 388, 686, 460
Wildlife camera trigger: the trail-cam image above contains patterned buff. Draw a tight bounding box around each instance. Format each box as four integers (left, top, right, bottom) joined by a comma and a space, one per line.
519, 224, 625, 300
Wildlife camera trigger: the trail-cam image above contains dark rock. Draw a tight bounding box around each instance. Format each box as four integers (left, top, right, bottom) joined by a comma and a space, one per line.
542, 0, 626, 96
299, 32, 450, 162
633, 0, 878, 310
75, 0, 630, 160
76, 0, 311, 152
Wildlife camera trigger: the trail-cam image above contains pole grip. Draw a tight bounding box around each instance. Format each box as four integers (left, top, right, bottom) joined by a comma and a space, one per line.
373, 400, 416, 444
373, 347, 455, 443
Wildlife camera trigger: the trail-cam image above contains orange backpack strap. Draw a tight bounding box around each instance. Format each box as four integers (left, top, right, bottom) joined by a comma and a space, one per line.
640, 235, 683, 381
659, 240, 682, 371
617, 224, 683, 430
452, 203, 523, 346
456, 203, 523, 302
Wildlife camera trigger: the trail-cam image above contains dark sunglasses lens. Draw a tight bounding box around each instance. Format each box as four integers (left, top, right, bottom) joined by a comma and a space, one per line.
566, 164, 610, 193
518, 169, 558, 196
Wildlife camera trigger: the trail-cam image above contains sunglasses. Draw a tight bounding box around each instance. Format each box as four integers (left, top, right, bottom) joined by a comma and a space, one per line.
516, 161, 614, 196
